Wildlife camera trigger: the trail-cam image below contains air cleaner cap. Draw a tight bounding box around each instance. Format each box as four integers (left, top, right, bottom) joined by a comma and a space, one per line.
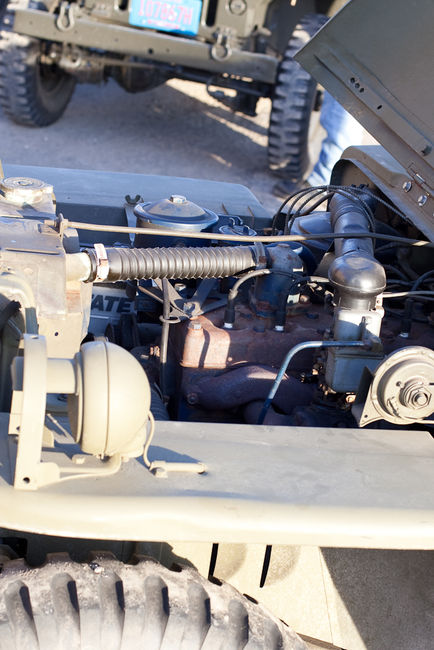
134, 196, 218, 233
328, 252, 386, 309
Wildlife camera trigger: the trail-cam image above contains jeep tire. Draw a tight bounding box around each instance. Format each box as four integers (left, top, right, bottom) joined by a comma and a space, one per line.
0, 553, 307, 649
0, 3, 75, 127
268, 14, 328, 179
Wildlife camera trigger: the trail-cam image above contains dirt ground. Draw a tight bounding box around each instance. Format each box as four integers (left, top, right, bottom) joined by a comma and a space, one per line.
0, 77, 325, 216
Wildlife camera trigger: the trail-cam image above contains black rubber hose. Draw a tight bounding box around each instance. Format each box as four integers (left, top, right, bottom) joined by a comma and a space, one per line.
328, 192, 385, 310
411, 269, 434, 291
399, 269, 434, 336
86, 246, 256, 282
329, 191, 376, 257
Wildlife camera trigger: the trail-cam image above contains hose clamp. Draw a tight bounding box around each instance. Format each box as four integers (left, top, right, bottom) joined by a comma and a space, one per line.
94, 243, 109, 282
253, 242, 267, 269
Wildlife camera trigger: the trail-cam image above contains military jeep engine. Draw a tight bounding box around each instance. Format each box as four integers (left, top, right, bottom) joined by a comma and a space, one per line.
0, 1, 433, 648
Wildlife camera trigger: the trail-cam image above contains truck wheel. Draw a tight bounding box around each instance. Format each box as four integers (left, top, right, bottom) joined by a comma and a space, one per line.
268, 14, 328, 179
0, 6, 75, 126
0, 554, 307, 649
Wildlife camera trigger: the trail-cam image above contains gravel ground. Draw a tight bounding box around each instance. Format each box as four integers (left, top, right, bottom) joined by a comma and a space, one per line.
0, 77, 324, 217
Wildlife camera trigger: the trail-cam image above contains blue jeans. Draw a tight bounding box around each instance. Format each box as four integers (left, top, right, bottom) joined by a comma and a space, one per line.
307, 91, 364, 186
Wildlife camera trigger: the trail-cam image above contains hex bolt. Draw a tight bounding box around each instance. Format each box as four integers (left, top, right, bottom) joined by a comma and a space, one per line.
417, 195, 428, 206
400, 379, 431, 409
169, 194, 187, 204
402, 181, 412, 192
229, 0, 246, 14
414, 392, 429, 407
184, 302, 195, 316
188, 321, 202, 331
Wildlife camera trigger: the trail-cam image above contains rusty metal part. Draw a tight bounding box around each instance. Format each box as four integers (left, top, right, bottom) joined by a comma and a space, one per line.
171, 303, 332, 371
183, 365, 315, 413
173, 297, 433, 375
381, 317, 434, 354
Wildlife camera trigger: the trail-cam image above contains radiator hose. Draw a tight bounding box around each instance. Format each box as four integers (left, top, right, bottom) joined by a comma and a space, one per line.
85, 245, 257, 282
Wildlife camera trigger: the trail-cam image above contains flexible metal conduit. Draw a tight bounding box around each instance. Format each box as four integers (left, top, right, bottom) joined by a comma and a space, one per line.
85, 246, 257, 282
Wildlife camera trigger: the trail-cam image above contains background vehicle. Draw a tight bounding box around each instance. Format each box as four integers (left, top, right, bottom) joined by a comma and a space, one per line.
0, 0, 338, 179
0, 0, 433, 648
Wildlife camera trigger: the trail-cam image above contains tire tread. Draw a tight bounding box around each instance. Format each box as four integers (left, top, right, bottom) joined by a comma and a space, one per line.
268, 14, 328, 179
0, 554, 306, 649
0, 3, 75, 126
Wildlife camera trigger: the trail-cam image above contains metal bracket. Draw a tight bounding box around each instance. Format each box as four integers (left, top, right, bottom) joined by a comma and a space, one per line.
139, 278, 226, 321
407, 164, 433, 196
9, 335, 122, 489
8, 335, 206, 489
211, 29, 233, 61
181, 278, 223, 317
55, 1, 76, 31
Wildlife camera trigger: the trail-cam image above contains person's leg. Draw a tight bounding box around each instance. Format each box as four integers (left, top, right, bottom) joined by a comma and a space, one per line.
307, 91, 364, 186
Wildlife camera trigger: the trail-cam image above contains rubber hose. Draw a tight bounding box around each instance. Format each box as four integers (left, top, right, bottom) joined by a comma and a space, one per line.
328, 192, 385, 310
87, 246, 256, 282
329, 192, 376, 258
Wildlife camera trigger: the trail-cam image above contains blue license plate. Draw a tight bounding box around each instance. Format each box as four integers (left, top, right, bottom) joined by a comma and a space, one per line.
129, 0, 202, 36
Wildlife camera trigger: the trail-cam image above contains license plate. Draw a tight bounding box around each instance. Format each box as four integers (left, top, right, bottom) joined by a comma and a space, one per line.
129, 0, 202, 36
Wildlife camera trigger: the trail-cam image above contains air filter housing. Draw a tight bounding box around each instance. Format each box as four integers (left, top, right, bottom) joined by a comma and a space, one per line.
134, 194, 218, 247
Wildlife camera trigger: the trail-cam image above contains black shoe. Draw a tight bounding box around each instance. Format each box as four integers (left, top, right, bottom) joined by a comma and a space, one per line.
273, 178, 311, 199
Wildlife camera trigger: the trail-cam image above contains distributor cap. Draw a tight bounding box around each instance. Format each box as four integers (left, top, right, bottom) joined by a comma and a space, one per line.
134, 195, 218, 233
